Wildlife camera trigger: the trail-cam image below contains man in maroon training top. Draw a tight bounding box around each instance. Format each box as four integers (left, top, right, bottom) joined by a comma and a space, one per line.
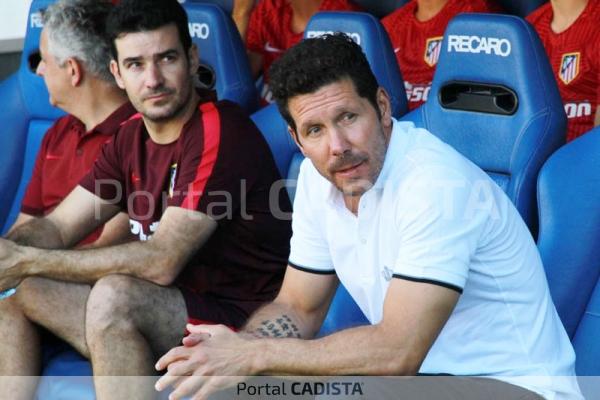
0, 1, 291, 399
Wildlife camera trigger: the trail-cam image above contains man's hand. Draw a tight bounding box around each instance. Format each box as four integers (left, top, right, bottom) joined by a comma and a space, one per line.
0, 238, 26, 291
155, 324, 259, 400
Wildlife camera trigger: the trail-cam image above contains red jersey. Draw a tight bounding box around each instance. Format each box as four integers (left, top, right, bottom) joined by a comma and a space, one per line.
527, 0, 600, 142
21, 102, 136, 245
80, 96, 292, 317
382, 0, 497, 110
246, 0, 362, 104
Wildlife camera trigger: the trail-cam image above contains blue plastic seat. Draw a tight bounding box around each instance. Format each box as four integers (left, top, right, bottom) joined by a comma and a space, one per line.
183, 2, 259, 112
537, 126, 600, 339
535, 125, 600, 398
185, 0, 233, 14
402, 13, 566, 235
0, 0, 65, 233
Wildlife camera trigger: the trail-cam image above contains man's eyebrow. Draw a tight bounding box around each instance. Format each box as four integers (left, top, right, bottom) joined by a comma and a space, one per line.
121, 49, 179, 64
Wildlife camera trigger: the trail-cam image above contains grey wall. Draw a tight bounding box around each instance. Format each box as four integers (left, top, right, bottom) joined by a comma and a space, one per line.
0, 52, 21, 82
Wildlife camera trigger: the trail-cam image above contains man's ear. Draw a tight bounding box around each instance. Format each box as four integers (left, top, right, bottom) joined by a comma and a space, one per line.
188, 44, 200, 76
288, 126, 305, 155
110, 59, 126, 90
376, 86, 393, 130
66, 58, 83, 86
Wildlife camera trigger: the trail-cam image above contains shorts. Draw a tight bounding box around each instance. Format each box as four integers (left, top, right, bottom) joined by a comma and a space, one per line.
178, 286, 267, 330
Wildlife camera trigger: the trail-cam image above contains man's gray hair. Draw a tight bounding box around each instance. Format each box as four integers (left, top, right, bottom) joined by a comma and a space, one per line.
42, 0, 114, 83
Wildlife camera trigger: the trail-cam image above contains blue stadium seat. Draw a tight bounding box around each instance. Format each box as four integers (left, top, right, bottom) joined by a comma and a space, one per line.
536, 126, 600, 398
183, 2, 259, 112
185, 0, 234, 14
496, 0, 547, 17
537, 126, 600, 339
402, 13, 566, 235
0, 0, 65, 233
254, 11, 409, 335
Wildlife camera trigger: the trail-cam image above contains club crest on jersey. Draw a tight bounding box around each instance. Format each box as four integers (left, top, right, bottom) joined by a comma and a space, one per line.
424, 36, 443, 67
559, 52, 580, 85
168, 163, 177, 198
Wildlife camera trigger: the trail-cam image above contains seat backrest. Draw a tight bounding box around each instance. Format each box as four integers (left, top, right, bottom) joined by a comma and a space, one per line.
537, 126, 600, 339
352, 0, 408, 18
0, 0, 65, 233
403, 13, 566, 235
184, 0, 233, 13
495, 0, 547, 17
183, 2, 259, 112
304, 11, 408, 118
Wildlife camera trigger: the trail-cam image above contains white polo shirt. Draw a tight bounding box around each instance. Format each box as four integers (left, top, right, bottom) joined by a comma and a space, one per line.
288, 120, 581, 400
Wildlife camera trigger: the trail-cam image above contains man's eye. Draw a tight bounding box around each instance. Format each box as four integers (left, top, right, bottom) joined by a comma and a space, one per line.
307, 126, 321, 137
343, 113, 357, 122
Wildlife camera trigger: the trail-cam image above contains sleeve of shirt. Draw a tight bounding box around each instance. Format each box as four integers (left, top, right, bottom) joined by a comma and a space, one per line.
245, 0, 266, 54
170, 102, 260, 220
392, 166, 490, 293
20, 127, 53, 216
79, 135, 126, 208
288, 159, 335, 274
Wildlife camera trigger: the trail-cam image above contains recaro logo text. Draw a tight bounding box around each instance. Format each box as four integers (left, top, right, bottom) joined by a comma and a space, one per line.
30, 12, 43, 28
189, 23, 210, 39
305, 31, 361, 46
447, 35, 511, 57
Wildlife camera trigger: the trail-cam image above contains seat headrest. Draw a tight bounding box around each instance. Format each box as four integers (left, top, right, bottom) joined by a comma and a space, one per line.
183, 2, 259, 112
422, 13, 565, 174
20, 0, 64, 120
183, 0, 233, 14
304, 11, 408, 118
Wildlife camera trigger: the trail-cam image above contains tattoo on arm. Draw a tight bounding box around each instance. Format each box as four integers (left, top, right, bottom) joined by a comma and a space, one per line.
253, 315, 301, 338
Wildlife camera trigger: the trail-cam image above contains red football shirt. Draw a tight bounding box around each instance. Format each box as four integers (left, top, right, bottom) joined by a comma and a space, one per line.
21, 102, 136, 245
382, 0, 497, 110
80, 97, 292, 320
246, 0, 362, 104
527, 0, 600, 142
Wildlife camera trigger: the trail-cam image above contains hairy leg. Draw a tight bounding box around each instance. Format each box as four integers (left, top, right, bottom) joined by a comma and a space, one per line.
85, 275, 187, 400
0, 277, 90, 400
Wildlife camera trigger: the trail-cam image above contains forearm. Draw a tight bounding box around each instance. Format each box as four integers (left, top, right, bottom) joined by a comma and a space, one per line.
6, 217, 66, 249
17, 239, 180, 286
251, 323, 415, 376
232, 0, 255, 40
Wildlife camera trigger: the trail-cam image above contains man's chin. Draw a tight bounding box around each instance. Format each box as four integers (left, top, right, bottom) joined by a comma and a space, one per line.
334, 179, 374, 197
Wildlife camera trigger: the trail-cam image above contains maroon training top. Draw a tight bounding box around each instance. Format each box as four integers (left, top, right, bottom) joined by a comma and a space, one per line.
80, 96, 291, 306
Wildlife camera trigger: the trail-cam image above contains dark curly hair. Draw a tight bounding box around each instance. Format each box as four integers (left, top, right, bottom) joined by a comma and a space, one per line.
106, 0, 192, 61
269, 33, 380, 133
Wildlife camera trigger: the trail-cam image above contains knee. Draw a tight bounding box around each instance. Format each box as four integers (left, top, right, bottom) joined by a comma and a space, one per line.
12, 277, 49, 313
85, 275, 137, 343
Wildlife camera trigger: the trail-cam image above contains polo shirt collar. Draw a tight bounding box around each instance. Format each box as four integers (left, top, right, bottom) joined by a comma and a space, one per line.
93, 101, 137, 136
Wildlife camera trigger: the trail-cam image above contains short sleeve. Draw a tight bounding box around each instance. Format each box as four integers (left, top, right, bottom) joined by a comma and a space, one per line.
79, 135, 125, 208
288, 159, 335, 274
20, 128, 52, 216
171, 102, 261, 219
392, 166, 490, 292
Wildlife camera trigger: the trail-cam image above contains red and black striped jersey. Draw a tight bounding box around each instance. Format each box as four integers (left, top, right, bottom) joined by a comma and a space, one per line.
528, 0, 600, 142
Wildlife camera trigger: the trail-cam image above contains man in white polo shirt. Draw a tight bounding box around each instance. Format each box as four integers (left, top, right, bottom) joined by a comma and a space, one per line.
155, 33, 582, 400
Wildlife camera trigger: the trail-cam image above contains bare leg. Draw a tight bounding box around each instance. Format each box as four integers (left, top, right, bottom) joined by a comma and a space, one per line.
0, 277, 90, 400
85, 275, 187, 400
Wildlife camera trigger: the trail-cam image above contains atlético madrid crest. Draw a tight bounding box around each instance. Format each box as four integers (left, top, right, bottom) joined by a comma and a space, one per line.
424, 36, 443, 67
559, 52, 580, 85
